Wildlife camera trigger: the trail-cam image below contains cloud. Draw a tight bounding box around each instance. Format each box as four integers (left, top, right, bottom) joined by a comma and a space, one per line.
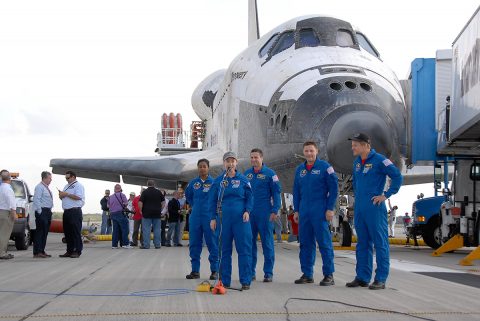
21, 108, 73, 136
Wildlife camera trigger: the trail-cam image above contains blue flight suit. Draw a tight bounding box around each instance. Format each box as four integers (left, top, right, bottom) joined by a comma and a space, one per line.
352, 149, 402, 283
185, 175, 219, 274
293, 158, 338, 278
244, 165, 281, 279
209, 170, 254, 287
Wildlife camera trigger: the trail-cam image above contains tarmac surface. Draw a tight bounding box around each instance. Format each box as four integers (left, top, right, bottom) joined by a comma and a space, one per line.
1, 233, 479, 321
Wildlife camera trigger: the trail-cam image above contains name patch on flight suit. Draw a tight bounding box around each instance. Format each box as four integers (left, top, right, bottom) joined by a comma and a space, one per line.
363, 163, 373, 174
311, 169, 321, 175
231, 180, 240, 188
300, 169, 307, 177
203, 183, 211, 192
246, 173, 253, 180
193, 182, 201, 190
257, 174, 266, 179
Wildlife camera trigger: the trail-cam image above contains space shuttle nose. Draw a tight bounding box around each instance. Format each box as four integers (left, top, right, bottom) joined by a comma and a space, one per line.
326, 111, 392, 174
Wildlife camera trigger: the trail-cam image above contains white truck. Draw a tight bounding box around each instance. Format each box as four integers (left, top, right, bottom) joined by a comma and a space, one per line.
9, 173, 34, 250
435, 6, 480, 249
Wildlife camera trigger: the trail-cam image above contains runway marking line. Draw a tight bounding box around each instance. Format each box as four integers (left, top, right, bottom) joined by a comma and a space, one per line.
1, 310, 480, 319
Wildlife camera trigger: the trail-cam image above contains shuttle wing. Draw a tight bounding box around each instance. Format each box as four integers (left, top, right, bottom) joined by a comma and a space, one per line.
401, 165, 452, 186
50, 148, 225, 190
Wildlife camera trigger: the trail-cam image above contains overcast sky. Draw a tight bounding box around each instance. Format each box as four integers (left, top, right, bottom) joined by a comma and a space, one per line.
1, 0, 478, 214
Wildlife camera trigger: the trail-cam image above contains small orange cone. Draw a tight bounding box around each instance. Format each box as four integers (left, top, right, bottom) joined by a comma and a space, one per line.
212, 280, 227, 295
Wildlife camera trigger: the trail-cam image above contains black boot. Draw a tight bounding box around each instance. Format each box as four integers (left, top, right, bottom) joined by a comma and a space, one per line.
319, 275, 334, 286
294, 274, 314, 284
346, 278, 369, 288
186, 272, 200, 279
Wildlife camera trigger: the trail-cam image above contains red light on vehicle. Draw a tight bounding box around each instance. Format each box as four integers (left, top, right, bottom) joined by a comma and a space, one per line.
451, 207, 461, 216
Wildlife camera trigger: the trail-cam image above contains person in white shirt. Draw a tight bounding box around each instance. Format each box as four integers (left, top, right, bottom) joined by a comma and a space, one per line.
32, 171, 54, 258
0, 170, 17, 260
58, 171, 85, 258
387, 200, 397, 238
127, 192, 135, 243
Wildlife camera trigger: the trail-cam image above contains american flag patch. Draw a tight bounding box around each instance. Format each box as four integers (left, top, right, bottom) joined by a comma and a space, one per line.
327, 166, 335, 174
383, 159, 393, 167
272, 175, 279, 182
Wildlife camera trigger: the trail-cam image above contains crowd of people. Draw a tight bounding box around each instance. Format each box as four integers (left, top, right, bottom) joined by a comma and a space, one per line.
0, 133, 402, 291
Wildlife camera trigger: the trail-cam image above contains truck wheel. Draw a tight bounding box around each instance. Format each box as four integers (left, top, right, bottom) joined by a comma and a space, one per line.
422, 216, 442, 249
338, 221, 352, 247
15, 224, 30, 251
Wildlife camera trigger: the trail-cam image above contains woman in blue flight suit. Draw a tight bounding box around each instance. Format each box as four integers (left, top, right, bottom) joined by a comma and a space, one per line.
293, 141, 338, 286
346, 133, 402, 290
209, 152, 253, 290
185, 159, 219, 280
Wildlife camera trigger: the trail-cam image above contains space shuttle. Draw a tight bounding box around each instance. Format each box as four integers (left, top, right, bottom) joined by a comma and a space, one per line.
50, 0, 425, 193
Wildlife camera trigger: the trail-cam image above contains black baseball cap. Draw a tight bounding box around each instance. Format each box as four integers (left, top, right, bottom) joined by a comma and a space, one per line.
348, 133, 371, 144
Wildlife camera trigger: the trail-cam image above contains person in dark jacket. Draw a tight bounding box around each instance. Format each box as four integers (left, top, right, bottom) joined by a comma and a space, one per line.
100, 190, 111, 235
139, 180, 165, 249
167, 191, 183, 247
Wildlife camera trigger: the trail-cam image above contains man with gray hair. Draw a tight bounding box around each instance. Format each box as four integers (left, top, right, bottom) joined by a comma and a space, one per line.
33, 171, 54, 258
0, 170, 16, 259
139, 180, 165, 249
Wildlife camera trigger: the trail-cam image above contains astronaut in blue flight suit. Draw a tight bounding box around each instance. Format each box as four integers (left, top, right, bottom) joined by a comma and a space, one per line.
209, 151, 254, 290
293, 141, 338, 286
185, 158, 219, 281
346, 133, 402, 290
244, 148, 281, 283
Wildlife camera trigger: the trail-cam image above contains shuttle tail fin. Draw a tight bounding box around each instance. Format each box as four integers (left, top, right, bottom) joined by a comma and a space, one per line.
248, 0, 260, 45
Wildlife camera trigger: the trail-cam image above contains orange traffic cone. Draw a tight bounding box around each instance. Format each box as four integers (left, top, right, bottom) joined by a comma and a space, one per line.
212, 280, 227, 295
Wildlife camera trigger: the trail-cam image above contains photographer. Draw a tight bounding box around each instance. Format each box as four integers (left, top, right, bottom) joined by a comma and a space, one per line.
108, 184, 131, 249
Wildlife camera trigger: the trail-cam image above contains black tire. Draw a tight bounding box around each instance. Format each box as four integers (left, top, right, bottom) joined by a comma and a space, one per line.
15, 224, 30, 251
338, 220, 352, 247
422, 215, 442, 249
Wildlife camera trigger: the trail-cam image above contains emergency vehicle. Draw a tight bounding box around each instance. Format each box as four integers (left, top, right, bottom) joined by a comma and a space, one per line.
8, 173, 34, 250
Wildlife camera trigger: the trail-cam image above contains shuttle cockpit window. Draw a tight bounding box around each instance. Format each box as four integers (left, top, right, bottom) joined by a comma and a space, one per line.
259, 33, 280, 58
336, 29, 355, 47
270, 30, 295, 57
298, 28, 320, 48
356, 32, 380, 58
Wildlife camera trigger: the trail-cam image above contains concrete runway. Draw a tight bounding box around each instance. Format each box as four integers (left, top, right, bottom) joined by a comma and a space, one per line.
0, 234, 479, 321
